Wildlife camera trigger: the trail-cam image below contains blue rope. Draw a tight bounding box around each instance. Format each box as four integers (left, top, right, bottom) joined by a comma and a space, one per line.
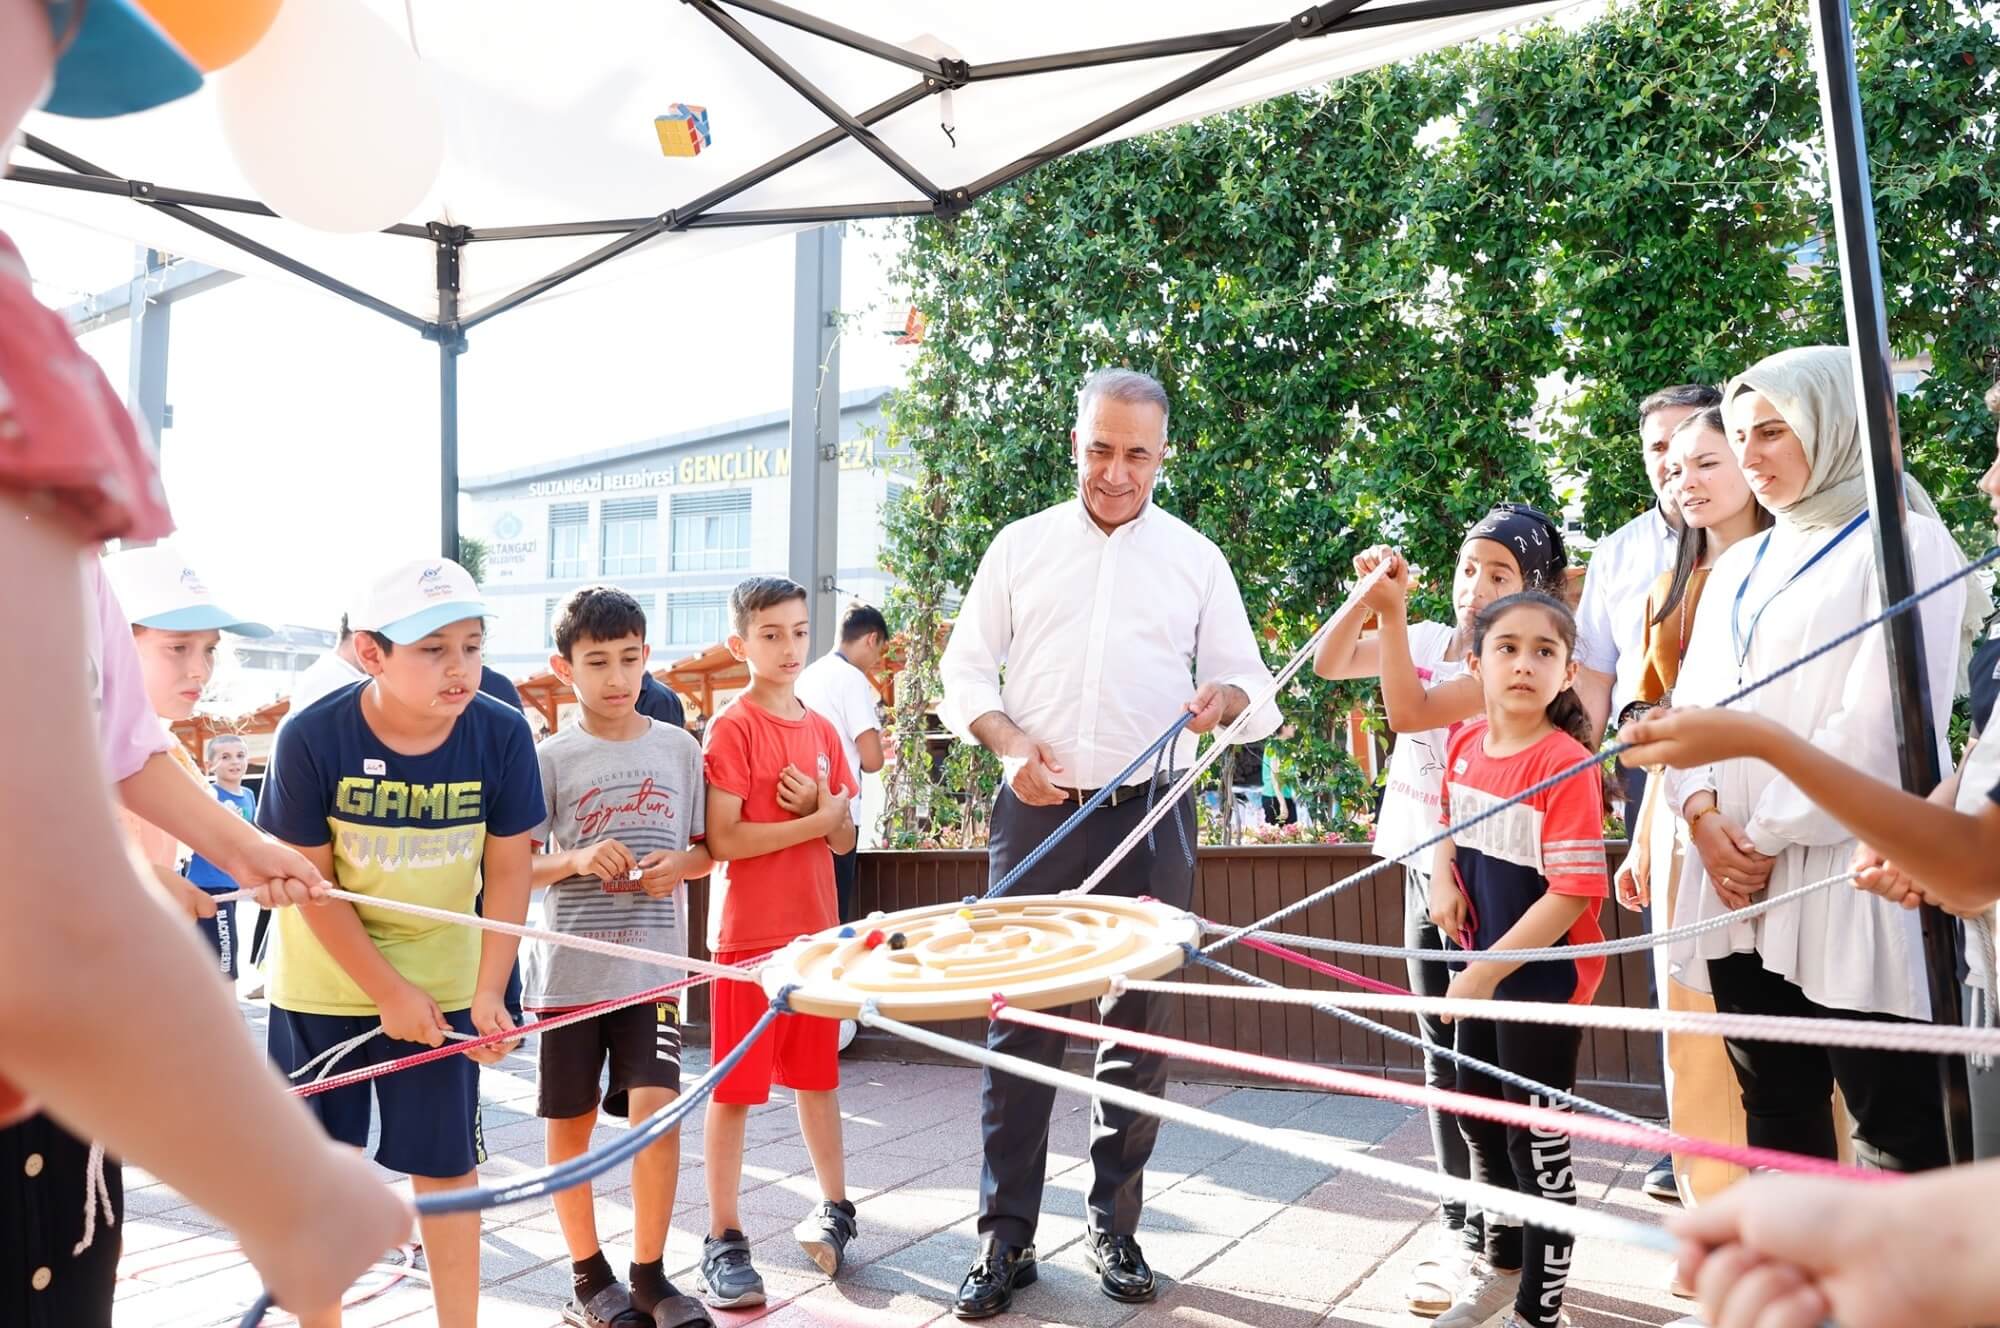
236, 999, 787, 1327
1142, 730, 1195, 870
1188, 948, 1655, 1129
1203, 545, 2000, 958
983, 711, 1193, 898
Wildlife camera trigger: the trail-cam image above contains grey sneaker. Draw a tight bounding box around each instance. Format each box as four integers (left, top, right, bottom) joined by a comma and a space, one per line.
700, 1229, 765, 1308
794, 1199, 858, 1276
1434, 1260, 1522, 1328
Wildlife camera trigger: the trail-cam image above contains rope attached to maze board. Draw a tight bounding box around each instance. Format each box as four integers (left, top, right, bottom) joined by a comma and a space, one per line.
235, 1004, 784, 1328
1116, 979, 2000, 1058
861, 1002, 1677, 1253
1209, 870, 1855, 965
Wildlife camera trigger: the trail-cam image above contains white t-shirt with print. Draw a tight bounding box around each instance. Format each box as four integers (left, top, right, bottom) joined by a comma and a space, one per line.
1372, 619, 1469, 869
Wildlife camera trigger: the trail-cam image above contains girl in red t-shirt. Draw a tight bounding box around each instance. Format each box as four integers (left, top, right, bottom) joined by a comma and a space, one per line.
1428, 592, 1608, 1328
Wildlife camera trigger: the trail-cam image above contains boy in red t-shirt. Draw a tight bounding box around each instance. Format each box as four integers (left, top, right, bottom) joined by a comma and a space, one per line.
699, 577, 858, 1309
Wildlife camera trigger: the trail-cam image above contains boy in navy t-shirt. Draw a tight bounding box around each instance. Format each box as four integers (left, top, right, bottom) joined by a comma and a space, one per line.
186, 734, 255, 980
259, 559, 542, 1328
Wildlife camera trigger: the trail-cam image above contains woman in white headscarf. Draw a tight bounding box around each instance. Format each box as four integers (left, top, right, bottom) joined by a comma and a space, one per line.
1662, 344, 1981, 1172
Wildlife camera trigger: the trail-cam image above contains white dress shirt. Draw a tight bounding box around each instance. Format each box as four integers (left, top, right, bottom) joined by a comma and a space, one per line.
1663, 514, 1966, 1020
939, 498, 1282, 789
1575, 504, 1679, 720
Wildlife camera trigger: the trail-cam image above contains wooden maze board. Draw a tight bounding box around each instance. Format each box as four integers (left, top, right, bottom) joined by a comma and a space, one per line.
760, 895, 1201, 1021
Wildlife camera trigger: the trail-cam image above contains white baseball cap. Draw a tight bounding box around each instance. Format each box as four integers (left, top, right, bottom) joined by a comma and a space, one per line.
353, 559, 493, 645
104, 544, 272, 637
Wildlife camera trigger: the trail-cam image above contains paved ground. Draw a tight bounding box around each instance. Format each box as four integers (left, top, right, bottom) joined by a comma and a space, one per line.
114, 998, 1697, 1327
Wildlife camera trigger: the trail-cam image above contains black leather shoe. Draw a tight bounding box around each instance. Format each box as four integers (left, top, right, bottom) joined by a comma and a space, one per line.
1085, 1231, 1156, 1303
953, 1240, 1037, 1320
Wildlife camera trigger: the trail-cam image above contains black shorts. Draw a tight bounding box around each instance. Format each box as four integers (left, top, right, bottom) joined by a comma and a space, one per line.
536, 1000, 682, 1120
194, 895, 238, 981
0, 1114, 121, 1328
268, 1006, 486, 1179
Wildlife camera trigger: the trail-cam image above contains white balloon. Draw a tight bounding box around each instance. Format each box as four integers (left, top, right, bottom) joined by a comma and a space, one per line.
215, 0, 443, 234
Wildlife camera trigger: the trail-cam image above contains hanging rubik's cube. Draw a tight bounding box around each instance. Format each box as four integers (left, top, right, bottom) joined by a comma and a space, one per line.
654, 103, 711, 158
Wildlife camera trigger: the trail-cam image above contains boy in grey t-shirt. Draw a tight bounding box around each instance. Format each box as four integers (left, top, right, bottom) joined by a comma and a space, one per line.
528, 587, 714, 1328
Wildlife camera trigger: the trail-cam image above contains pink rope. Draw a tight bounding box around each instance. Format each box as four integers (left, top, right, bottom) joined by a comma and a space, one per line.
991, 1000, 1891, 1184
1235, 931, 1409, 995
292, 968, 726, 1098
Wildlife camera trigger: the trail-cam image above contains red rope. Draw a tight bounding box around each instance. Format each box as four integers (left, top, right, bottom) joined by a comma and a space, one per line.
291, 969, 724, 1099
991, 998, 1890, 1183
1233, 931, 1410, 995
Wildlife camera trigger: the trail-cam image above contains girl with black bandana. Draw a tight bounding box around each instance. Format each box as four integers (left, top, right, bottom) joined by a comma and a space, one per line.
1314, 503, 1568, 1318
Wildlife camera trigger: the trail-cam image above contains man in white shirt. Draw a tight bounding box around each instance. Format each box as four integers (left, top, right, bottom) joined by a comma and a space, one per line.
1575, 384, 1721, 770
289, 613, 367, 714
938, 368, 1280, 1319
795, 602, 888, 920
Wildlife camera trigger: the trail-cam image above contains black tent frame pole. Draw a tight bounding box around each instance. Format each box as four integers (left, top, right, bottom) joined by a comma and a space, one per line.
1809, 0, 1971, 1160
431, 225, 468, 562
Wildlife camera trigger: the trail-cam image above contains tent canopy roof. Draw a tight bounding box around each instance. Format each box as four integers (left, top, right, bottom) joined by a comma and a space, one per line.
3, 0, 1572, 333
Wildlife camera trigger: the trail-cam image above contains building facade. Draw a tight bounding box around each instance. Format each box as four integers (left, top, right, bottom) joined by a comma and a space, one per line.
463, 387, 904, 677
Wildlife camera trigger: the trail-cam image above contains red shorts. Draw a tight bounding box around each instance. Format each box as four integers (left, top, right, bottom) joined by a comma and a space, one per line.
711, 948, 840, 1105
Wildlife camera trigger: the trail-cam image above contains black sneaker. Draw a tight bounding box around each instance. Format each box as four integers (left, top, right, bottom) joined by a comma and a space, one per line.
794, 1199, 858, 1276
1643, 1154, 1681, 1204
699, 1230, 764, 1309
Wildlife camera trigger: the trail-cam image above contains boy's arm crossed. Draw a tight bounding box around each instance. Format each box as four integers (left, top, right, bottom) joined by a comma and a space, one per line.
705, 786, 847, 861
283, 839, 452, 1047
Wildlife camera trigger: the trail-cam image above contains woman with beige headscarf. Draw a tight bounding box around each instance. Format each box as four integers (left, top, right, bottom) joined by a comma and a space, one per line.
1660, 344, 1978, 1173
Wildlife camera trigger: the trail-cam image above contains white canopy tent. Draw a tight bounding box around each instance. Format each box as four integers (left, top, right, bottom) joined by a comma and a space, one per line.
3, 0, 1974, 1152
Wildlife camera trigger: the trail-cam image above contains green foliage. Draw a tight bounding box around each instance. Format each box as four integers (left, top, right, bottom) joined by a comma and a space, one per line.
879, 0, 2000, 831
457, 535, 489, 586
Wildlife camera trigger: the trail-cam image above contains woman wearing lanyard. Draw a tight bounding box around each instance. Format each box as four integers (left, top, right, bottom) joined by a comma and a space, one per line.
1662, 345, 1983, 1172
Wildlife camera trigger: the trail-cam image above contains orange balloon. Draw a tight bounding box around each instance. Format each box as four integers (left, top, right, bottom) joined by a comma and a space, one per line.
136, 0, 285, 72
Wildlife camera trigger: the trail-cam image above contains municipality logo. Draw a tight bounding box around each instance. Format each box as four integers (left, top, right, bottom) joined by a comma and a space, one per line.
417, 565, 453, 600
493, 511, 524, 541
179, 567, 208, 596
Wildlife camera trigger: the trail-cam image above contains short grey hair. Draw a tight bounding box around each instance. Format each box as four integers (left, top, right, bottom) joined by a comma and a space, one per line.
1637, 383, 1722, 425
1076, 367, 1170, 438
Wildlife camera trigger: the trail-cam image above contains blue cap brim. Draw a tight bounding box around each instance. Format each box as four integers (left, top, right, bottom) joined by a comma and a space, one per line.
378, 601, 492, 646
45, 0, 203, 119
137, 604, 274, 638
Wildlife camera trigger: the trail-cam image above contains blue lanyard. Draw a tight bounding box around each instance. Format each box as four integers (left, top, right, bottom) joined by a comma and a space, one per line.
1731, 512, 1868, 669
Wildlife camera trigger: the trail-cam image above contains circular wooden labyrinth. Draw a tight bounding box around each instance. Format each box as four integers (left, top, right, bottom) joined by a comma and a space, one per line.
760, 895, 1200, 1021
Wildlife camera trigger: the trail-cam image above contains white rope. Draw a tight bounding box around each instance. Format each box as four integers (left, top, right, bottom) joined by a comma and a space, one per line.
1117, 981, 2000, 1058
216, 885, 755, 984
1072, 566, 1387, 896
286, 1027, 483, 1084
71, 1141, 115, 1256
857, 1001, 1674, 1253
1212, 871, 1855, 964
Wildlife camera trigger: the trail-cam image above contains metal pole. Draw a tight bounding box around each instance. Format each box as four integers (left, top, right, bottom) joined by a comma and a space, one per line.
788, 224, 842, 652
127, 247, 171, 452
434, 227, 467, 563
1808, 0, 1970, 1160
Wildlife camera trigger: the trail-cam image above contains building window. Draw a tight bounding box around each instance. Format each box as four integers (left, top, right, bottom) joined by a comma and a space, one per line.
544, 596, 561, 649
631, 593, 657, 644
670, 490, 751, 572
666, 591, 728, 649
600, 497, 658, 577
548, 503, 589, 579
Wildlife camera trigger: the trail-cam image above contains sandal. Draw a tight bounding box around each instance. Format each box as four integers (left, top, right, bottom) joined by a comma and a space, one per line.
647, 1291, 716, 1328
563, 1282, 653, 1328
